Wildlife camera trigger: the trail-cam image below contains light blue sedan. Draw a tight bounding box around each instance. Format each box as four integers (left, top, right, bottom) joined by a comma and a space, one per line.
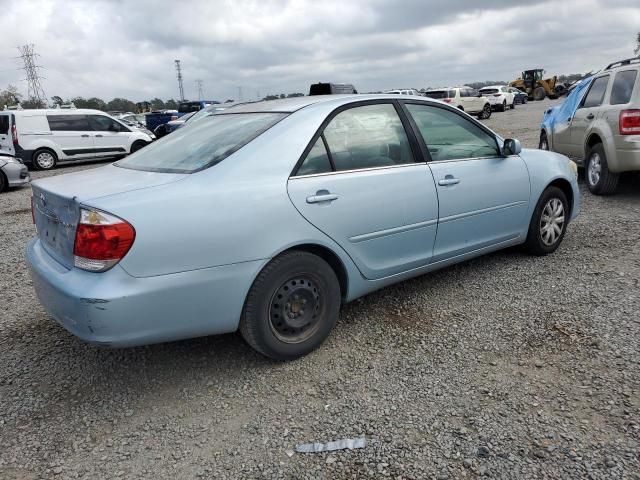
26, 95, 580, 359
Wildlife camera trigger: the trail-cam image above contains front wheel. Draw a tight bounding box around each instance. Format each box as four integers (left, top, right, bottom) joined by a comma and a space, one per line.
523, 186, 569, 256
586, 143, 619, 195
33, 149, 57, 170
477, 103, 492, 120
240, 251, 341, 360
510, 100, 515, 109
539, 131, 549, 150
130, 140, 147, 154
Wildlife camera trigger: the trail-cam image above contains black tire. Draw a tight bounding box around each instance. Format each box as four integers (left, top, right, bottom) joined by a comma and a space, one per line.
457, 106, 464, 111
533, 87, 546, 101
510, 99, 515, 109
130, 140, 147, 154
585, 143, 619, 195
477, 103, 492, 120
499, 101, 506, 112
239, 251, 341, 360
523, 186, 569, 256
33, 149, 57, 170
0, 171, 7, 193
523, 97, 528, 104
539, 131, 549, 150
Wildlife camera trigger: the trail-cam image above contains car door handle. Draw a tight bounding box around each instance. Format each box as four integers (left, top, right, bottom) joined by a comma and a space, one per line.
306, 192, 339, 204
586, 113, 595, 120
81, 134, 90, 137
438, 176, 460, 186
95, 134, 103, 137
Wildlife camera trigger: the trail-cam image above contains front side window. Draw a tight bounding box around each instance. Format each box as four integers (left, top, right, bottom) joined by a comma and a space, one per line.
610, 70, 637, 105
116, 112, 286, 173
0, 115, 8, 135
88, 115, 125, 132
581, 76, 610, 108
406, 104, 500, 161
322, 103, 415, 171
47, 115, 91, 131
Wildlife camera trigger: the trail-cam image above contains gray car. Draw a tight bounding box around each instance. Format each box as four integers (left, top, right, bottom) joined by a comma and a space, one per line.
0, 154, 30, 192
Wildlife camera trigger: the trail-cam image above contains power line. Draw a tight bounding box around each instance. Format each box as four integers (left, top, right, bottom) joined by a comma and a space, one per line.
17, 44, 47, 106
175, 60, 185, 101
195, 79, 204, 100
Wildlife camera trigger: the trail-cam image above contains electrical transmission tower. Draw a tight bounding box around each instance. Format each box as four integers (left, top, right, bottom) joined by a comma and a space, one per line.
195, 79, 204, 100
175, 60, 185, 101
17, 44, 47, 107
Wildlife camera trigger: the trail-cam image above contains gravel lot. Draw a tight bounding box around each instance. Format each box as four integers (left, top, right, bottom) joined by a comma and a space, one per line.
1, 99, 639, 480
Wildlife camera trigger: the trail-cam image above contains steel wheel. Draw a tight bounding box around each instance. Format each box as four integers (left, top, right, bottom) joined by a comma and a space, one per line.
269, 275, 322, 344
587, 152, 602, 187
35, 151, 56, 170
539, 198, 565, 246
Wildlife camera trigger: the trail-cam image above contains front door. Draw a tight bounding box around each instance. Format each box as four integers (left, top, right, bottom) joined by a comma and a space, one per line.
287, 102, 439, 280
87, 115, 131, 157
569, 74, 611, 157
403, 102, 530, 261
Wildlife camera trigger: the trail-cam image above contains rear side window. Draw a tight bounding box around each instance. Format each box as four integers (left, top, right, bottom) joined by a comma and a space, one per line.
0, 115, 8, 135
610, 70, 637, 105
406, 104, 500, 161
47, 115, 91, 131
581, 76, 610, 108
297, 138, 332, 176
116, 112, 286, 173
322, 104, 415, 171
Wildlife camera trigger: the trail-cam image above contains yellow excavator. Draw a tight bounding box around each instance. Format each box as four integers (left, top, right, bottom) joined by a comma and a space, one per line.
510, 69, 567, 101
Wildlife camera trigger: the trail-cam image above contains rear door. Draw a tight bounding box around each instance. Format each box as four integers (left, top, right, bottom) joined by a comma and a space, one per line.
287, 101, 439, 280
568, 75, 611, 156
0, 113, 14, 155
403, 102, 530, 261
46, 114, 94, 159
87, 114, 132, 157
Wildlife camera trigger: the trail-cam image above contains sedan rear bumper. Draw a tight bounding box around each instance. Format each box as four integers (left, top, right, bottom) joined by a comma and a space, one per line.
26, 238, 266, 347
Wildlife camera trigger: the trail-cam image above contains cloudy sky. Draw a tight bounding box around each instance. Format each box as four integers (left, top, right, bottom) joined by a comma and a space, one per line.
0, 0, 638, 103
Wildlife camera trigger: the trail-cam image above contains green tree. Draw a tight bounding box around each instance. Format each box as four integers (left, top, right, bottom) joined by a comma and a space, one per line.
164, 98, 178, 110
150, 98, 165, 110
50, 95, 64, 106
21, 98, 47, 109
635, 31, 640, 55
0, 85, 22, 108
70, 97, 107, 110
105, 98, 136, 112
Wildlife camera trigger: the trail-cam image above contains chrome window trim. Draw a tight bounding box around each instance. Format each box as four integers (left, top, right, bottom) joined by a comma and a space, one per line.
426, 154, 514, 164
289, 161, 427, 179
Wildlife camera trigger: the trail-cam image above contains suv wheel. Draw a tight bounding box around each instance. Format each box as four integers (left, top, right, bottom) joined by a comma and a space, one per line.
240, 251, 341, 360
33, 149, 57, 170
510, 99, 516, 109
523, 186, 568, 256
130, 140, 147, 154
477, 103, 492, 120
539, 131, 549, 150
586, 143, 619, 195
499, 100, 507, 112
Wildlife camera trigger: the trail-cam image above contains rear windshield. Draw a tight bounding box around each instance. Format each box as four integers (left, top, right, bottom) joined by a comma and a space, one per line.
480, 89, 498, 95
116, 113, 286, 173
424, 90, 451, 99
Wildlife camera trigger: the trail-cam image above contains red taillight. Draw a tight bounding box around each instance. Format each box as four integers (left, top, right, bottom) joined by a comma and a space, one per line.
620, 109, 640, 135
11, 124, 18, 144
73, 208, 135, 272
443, 98, 452, 103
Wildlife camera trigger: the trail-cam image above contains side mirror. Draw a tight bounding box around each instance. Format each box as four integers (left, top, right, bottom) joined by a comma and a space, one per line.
503, 138, 522, 156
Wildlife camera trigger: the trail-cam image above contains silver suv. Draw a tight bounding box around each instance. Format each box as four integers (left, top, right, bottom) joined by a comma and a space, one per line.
541, 58, 639, 195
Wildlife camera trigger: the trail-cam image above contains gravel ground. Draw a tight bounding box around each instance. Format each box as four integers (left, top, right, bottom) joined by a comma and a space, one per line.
1, 99, 639, 480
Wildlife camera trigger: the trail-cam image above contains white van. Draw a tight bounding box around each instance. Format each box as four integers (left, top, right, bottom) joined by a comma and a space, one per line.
0, 109, 153, 170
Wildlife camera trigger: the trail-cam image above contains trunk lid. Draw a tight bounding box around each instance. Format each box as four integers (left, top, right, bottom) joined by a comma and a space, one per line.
31, 163, 187, 269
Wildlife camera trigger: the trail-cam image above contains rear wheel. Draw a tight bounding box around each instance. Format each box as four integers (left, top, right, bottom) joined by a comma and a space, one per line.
586, 143, 619, 195
523, 96, 528, 104
499, 100, 507, 112
533, 87, 546, 101
33, 149, 57, 170
240, 251, 341, 360
510, 99, 516, 109
523, 186, 568, 256
0, 171, 7, 193
477, 103, 492, 120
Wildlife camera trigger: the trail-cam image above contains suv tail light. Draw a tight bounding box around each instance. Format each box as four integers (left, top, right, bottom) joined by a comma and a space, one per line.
443, 98, 452, 103
11, 123, 18, 144
619, 109, 640, 135
73, 208, 136, 272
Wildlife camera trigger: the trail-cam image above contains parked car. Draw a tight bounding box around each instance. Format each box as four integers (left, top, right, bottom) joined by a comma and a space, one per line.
424, 87, 492, 119
154, 103, 247, 138
510, 87, 528, 104
479, 85, 516, 111
0, 154, 29, 193
384, 89, 421, 96
118, 114, 156, 139
0, 109, 153, 170
309, 83, 358, 95
177, 100, 220, 116
27, 94, 579, 360
539, 57, 639, 195
154, 111, 198, 138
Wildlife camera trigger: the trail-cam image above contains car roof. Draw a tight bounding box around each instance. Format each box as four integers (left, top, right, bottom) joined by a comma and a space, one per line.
8, 108, 111, 116
480, 85, 506, 89
221, 94, 440, 114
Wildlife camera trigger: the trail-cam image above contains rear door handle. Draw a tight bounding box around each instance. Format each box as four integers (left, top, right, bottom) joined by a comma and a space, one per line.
306, 192, 339, 204
586, 113, 595, 120
95, 134, 103, 138
81, 134, 90, 138
438, 176, 460, 186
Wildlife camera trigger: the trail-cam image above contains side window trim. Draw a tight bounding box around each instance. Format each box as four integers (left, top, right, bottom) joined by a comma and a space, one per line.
399, 100, 502, 163
290, 99, 424, 178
